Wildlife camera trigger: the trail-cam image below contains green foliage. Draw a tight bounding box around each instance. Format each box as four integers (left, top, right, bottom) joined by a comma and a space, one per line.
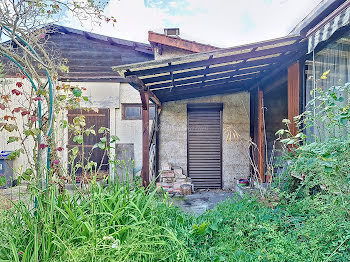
276, 81, 350, 195
158, 195, 350, 262
0, 183, 189, 262
0, 176, 6, 186
1, 186, 349, 261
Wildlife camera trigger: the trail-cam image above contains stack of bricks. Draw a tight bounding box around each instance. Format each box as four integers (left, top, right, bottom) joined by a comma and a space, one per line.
156, 163, 193, 194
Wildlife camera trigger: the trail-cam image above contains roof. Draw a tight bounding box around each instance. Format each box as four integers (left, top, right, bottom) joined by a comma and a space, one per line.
113, 35, 307, 102
56, 25, 153, 55
2, 25, 154, 81
148, 31, 219, 53
289, 0, 346, 36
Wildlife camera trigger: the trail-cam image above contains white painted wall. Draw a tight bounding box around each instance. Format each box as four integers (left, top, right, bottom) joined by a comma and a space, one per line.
0, 78, 35, 177
0, 79, 147, 180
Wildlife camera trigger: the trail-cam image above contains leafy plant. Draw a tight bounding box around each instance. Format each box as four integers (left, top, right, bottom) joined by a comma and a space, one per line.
275, 77, 350, 195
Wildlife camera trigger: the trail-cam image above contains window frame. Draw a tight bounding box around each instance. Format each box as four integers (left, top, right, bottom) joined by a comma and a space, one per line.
122, 103, 156, 120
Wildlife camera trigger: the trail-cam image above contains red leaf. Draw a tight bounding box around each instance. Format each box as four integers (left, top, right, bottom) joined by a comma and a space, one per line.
16, 82, 23, 88
0, 104, 5, 110
13, 107, 22, 113
30, 115, 38, 122
21, 111, 30, 116
39, 143, 48, 150
56, 146, 64, 152
52, 159, 60, 165
11, 89, 22, 96
33, 97, 42, 102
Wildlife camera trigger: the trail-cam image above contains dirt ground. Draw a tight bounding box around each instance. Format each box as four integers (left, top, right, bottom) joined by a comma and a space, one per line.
0, 183, 30, 209
172, 189, 238, 215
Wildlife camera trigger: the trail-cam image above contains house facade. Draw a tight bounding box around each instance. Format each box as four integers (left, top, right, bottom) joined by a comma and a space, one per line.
2, 0, 349, 189
113, 0, 350, 189
0, 25, 154, 181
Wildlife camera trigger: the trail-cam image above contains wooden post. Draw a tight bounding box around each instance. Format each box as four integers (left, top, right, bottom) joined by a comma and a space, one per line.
288, 61, 300, 136
140, 88, 150, 188
258, 88, 265, 182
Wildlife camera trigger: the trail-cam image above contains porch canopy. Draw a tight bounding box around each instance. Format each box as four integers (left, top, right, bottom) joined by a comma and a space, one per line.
307, 0, 350, 54
113, 35, 307, 103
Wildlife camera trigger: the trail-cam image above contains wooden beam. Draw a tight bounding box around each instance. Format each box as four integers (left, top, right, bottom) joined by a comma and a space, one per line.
142, 56, 279, 85
125, 42, 304, 77
149, 90, 162, 109
147, 68, 263, 90
201, 55, 213, 87
140, 88, 147, 110
288, 61, 300, 136
126, 75, 145, 89
169, 62, 175, 91
141, 88, 150, 188
158, 82, 251, 102
258, 88, 265, 182
249, 45, 307, 91
113, 35, 303, 75
125, 75, 162, 108
151, 73, 262, 92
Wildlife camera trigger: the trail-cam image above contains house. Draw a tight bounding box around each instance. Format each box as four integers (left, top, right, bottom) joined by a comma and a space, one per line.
0, 25, 155, 181
113, 0, 350, 189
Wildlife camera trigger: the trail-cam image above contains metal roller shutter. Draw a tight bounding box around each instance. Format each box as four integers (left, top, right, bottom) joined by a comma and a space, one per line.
187, 103, 223, 189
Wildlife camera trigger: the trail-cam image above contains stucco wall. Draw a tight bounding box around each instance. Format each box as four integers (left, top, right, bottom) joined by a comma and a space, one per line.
154, 45, 193, 60
159, 92, 251, 189
0, 79, 148, 180
0, 78, 34, 177
115, 83, 143, 171
70, 82, 150, 175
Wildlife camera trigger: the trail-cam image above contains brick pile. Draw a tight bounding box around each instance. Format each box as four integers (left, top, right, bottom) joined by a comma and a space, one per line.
156, 164, 193, 194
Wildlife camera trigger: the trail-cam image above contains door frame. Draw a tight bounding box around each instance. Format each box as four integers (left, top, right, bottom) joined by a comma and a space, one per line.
186, 103, 223, 189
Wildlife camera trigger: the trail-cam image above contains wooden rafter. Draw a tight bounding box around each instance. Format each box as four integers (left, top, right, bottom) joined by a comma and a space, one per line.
201, 55, 213, 87
258, 88, 265, 182
141, 88, 150, 188
125, 43, 303, 77
288, 61, 300, 136
126, 75, 162, 108
141, 56, 278, 85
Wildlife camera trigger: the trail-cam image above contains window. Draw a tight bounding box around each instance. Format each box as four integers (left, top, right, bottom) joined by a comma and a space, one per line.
122, 104, 156, 120
305, 30, 350, 140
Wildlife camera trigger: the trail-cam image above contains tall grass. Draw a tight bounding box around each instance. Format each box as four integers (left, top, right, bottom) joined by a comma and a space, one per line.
0, 181, 189, 262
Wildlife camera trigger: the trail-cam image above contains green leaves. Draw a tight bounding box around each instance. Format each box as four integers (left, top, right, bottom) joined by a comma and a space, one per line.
7, 149, 24, 160
98, 127, 109, 134
73, 135, 83, 144
192, 222, 209, 236
84, 128, 96, 136
7, 136, 19, 144
71, 147, 79, 156
21, 168, 33, 181
0, 176, 6, 186
111, 135, 119, 143
93, 141, 106, 150
23, 128, 40, 137
72, 88, 82, 97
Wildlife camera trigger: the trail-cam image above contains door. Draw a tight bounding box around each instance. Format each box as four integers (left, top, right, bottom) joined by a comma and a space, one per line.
187, 103, 223, 189
67, 108, 110, 176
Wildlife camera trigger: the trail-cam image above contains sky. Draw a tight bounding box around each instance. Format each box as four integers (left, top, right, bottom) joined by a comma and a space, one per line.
65, 0, 323, 48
